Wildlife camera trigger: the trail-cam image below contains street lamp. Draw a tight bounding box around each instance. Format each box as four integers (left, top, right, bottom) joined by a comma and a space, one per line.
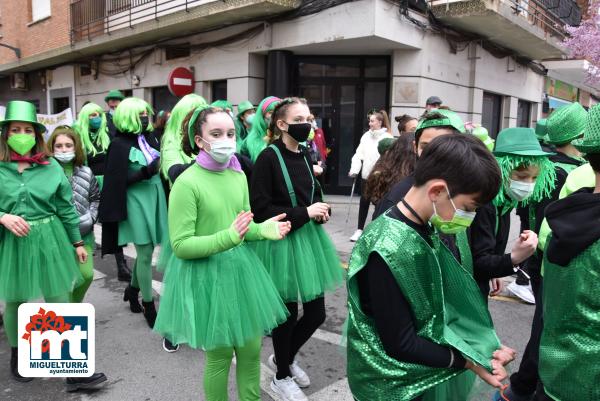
0, 43, 21, 58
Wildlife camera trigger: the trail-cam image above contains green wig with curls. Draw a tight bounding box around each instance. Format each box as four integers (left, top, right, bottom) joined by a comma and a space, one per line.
113, 97, 154, 135
493, 154, 556, 208
74, 102, 109, 156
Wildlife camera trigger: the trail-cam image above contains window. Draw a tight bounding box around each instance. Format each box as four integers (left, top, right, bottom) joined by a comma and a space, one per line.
482, 92, 502, 138
31, 0, 51, 22
517, 100, 532, 127
212, 80, 227, 102
165, 45, 191, 61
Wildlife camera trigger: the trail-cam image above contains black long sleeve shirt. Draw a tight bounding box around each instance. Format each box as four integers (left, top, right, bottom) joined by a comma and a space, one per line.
250, 140, 322, 231
469, 202, 515, 297
357, 205, 466, 369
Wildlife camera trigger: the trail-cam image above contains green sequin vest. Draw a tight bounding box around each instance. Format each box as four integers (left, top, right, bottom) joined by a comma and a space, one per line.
346, 213, 500, 401
539, 239, 600, 401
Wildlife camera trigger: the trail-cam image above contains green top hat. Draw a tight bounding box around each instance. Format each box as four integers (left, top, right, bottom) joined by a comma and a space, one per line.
104, 89, 125, 103
237, 100, 255, 117
416, 109, 466, 134
0, 100, 46, 134
572, 104, 600, 154
535, 118, 548, 141
493, 127, 553, 156
546, 102, 587, 145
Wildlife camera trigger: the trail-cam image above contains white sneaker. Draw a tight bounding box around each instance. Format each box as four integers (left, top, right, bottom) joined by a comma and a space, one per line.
350, 229, 363, 242
507, 282, 535, 304
271, 376, 308, 401
290, 360, 310, 388
267, 355, 310, 388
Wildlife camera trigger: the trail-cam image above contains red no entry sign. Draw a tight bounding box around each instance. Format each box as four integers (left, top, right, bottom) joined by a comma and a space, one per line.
168, 67, 195, 97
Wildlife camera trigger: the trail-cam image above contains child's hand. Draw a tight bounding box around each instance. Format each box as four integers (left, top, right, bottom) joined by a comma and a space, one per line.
466, 359, 506, 388
267, 213, 291, 239
232, 211, 253, 239
511, 230, 538, 265
489, 278, 503, 297
493, 345, 516, 366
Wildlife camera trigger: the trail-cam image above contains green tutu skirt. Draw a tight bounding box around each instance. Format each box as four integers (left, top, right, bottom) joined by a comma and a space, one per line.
0, 216, 84, 302
154, 243, 289, 350
249, 221, 344, 303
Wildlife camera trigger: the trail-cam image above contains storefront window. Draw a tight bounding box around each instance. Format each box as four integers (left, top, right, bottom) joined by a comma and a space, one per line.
517, 99, 532, 127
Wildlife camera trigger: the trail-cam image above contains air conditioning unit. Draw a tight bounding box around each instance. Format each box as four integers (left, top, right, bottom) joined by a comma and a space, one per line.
10, 72, 28, 90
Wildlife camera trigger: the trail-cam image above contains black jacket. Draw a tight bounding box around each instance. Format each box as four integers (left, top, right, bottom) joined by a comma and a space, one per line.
546, 188, 600, 266
468, 201, 515, 297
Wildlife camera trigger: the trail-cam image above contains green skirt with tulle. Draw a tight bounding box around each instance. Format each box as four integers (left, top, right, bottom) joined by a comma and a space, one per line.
249, 221, 345, 303
0, 215, 84, 302
154, 243, 289, 350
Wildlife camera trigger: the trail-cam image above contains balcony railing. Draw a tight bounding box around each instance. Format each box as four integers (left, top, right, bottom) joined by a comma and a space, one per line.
430, 0, 581, 40
70, 0, 219, 44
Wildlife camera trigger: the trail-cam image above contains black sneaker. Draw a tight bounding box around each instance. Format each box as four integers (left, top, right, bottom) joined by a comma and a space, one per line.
162, 337, 179, 353
65, 372, 107, 392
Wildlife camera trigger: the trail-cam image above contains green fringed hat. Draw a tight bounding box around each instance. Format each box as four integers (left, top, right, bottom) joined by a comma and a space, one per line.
104, 89, 125, 103
572, 104, 600, 154
237, 100, 255, 117
493, 127, 553, 156
535, 118, 548, 141
416, 109, 466, 134
546, 102, 587, 145
0, 100, 46, 134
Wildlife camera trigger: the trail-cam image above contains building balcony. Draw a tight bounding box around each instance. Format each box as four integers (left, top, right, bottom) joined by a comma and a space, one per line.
71, 0, 298, 45
428, 0, 581, 60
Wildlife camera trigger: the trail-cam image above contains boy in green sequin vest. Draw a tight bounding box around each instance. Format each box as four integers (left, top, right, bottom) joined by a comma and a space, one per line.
536, 104, 600, 401
346, 135, 515, 401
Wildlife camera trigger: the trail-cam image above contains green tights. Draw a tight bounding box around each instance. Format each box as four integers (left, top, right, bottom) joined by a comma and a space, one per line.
71, 243, 94, 303
4, 294, 70, 347
204, 336, 262, 401
130, 243, 154, 302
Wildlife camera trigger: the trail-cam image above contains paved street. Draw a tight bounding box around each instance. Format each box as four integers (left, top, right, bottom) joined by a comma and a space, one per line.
0, 196, 534, 400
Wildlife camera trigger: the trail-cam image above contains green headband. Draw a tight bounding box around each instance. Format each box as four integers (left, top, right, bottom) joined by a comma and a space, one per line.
188, 106, 206, 149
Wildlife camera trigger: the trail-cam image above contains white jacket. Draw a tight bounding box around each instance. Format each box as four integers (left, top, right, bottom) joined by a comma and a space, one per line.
349, 128, 393, 179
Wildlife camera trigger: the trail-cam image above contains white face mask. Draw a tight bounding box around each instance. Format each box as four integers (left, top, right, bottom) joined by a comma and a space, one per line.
54, 151, 75, 163
202, 138, 236, 164
506, 179, 535, 201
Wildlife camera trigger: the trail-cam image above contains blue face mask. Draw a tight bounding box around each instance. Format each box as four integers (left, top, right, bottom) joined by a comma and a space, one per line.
89, 116, 102, 131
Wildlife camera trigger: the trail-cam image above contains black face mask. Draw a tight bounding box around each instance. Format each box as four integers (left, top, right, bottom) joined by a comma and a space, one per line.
139, 116, 149, 131
286, 122, 312, 143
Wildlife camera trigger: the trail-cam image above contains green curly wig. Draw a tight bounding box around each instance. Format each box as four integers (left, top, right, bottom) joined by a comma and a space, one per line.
113, 97, 154, 134
493, 154, 556, 208
74, 102, 109, 156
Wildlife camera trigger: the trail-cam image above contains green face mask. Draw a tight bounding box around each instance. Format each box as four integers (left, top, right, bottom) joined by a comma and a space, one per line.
7, 134, 36, 156
429, 189, 476, 234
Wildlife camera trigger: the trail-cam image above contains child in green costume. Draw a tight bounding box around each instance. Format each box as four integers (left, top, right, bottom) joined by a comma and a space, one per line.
241, 96, 281, 161
160, 93, 208, 184
502, 103, 588, 401
98, 97, 167, 329
154, 106, 291, 401
347, 134, 513, 401
47, 126, 100, 304
536, 104, 600, 401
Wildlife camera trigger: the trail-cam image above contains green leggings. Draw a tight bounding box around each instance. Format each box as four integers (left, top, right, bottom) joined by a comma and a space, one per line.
71, 243, 94, 303
130, 243, 154, 302
204, 336, 262, 401
3, 294, 70, 347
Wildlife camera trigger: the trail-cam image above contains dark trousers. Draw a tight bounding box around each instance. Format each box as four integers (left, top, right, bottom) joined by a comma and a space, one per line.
357, 193, 370, 230
533, 382, 553, 401
510, 275, 544, 396
272, 297, 326, 379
